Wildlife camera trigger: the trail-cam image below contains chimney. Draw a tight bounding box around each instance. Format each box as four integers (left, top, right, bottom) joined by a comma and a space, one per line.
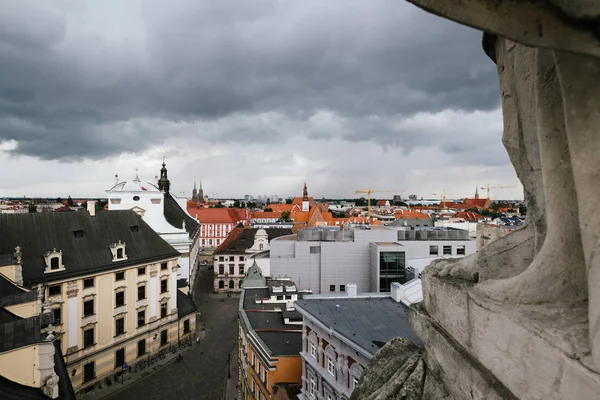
390, 282, 404, 303
346, 283, 357, 297
87, 200, 96, 217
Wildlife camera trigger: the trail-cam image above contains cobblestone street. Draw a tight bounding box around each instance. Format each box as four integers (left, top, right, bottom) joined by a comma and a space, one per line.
107, 265, 240, 400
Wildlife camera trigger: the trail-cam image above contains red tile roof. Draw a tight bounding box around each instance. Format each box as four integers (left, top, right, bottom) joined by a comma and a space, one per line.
455, 211, 485, 221
187, 207, 247, 224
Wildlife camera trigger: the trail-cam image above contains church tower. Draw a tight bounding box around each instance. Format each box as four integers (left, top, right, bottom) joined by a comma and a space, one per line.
302, 182, 309, 212
192, 181, 199, 201
474, 186, 480, 199
157, 158, 170, 193
198, 181, 204, 203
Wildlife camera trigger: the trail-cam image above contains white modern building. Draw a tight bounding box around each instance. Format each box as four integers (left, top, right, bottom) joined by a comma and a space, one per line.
106, 162, 200, 290
294, 283, 423, 400
270, 225, 476, 294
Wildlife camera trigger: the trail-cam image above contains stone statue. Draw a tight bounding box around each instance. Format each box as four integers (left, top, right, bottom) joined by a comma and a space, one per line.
42, 372, 60, 399
408, 0, 600, 370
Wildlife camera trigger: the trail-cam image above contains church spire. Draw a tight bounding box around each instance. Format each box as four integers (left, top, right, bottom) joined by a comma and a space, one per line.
302, 182, 309, 212
475, 186, 479, 199
303, 182, 308, 201
157, 159, 170, 193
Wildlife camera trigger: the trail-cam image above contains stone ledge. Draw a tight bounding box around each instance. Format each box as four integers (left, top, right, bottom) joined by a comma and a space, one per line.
410, 303, 517, 400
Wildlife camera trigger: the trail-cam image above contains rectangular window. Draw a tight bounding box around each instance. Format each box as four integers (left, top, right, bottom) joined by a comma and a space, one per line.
219, 256, 224, 261
340, 285, 346, 292
50, 257, 59, 270
160, 329, 168, 346
379, 251, 407, 291
285, 295, 292, 300
229, 265, 235, 275
239, 256, 244, 261
83, 278, 94, 289
353, 376, 360, 389
83, 328, 94, 348
327, 358, 336, 376
429, 245, 438, 256
457, 245, 466, 255
443, 245, 452, 255
229, 256, 234, 261
137, 310, 145, 327
183, 319, 190, 333
161, 278, 168, 293
161, 262, 168, 270
219, 265, 224, 274
239, 265, 244, 275
329, 285, 335, 292
276, 295, 283, 300
48, 285, 61, 296
160, 303, 167, 319
83, 361, 95, 383
115, 291, 125, 307
137, 285, 146, 300
115, 317, 125, 336
138, 267, 145, 276
309, 246, 320, 254
116, 248, 124, 259
310, 343, 317, 359
83, 299, 94, 317
310, 376, 316, 395
115, 348, 125, 369
115, 271, 125, 281
137, 339, 146, 357
53, 307, 62, 325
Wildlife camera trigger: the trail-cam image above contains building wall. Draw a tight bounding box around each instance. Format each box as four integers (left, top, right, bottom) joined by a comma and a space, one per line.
0, 345, 43, 387
43, 257, 180, 390
199, 223, 233, 248
213, 253, 247, 293
5, 299, 39, 318
300, 319, 369, 399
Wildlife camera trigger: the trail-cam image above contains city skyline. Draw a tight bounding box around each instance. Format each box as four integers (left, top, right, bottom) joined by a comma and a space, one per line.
0, 1, 521, 199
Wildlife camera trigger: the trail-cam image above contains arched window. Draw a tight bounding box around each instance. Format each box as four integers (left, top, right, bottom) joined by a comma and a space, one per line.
218, 280, 224, 289
50, 257, 59, 270
229, 280, 234, 289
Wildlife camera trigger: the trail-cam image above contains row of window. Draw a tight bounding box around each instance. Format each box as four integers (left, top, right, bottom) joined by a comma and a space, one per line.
217, 256, 245, 262
82, 324, 187, 384
217, 280, 237, 289
429, 244, 466, 256
217, 264, 245, 275
329, 285, 346, 293
47, 264, 170, 296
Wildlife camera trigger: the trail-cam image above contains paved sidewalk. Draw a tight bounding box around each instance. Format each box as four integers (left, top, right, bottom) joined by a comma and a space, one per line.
223, 344, 239, 400
81, 338, 201, 400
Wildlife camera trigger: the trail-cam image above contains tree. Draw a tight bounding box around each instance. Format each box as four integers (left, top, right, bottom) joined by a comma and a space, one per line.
67, 195, 74, 206
264, 207, 273, 212
56, 197, 63, 204
28, 204, 37, 213
279, 211, 291, 222
355, 198, 367, 207
285, 198, 293, 204
232, 200, 241, 208
394, 201, 408, 207
247, 202, 257, 209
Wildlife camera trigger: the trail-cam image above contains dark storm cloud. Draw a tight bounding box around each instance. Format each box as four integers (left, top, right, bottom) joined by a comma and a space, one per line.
0, 0, 499, 160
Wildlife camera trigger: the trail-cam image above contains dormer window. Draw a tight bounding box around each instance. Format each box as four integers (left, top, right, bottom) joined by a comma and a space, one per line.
109, 241, 127, 262
44, 249, 65, 273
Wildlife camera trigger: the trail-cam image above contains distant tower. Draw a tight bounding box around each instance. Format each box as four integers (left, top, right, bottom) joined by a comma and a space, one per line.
198, 181, 204, 203
192, 181, 199, 201
302, 182, 309, 212
474, 186, 480, 199
157, 158, 170, 193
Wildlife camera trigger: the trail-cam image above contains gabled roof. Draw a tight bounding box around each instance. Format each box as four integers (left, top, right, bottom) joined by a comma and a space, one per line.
163, 193, 199, 238
0, 211, 180, 286
455, 211, 484, 221
187, 207, 247, 224
177, 290, 197, 317
214, 228, 293, 255
241, 261, 266, 288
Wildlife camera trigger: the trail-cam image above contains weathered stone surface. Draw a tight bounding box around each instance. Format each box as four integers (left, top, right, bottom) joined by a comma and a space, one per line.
350, 338, 427, 400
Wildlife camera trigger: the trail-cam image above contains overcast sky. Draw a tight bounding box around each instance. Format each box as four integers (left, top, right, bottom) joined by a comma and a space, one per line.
0, 0, 522, 201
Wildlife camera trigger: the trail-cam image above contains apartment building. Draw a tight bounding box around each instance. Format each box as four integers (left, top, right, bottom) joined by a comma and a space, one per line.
294, 283, 422, 400
270, 225, 475, 294
0, 207, 196, 393
212, 227, 292, 293
238, 263, 303, 400
186, 207, 250, 249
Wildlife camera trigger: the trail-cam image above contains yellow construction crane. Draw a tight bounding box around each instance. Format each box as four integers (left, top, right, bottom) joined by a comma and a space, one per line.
355, 189, 404, 218
480, 184, 515, 200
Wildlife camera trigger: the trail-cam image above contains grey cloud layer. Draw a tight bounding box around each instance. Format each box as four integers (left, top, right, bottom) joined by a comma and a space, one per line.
0, 0, 500, 160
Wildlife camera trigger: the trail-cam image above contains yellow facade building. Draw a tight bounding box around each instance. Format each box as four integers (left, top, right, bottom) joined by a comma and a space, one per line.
0, 207, 196, 395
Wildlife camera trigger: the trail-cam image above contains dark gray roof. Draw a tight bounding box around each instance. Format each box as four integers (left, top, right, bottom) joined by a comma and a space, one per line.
0, 211, 180, 286
295, 297, 422, 355
164, 193, 199, 238
0, 274, 36, 307
0, 308, 20, 323
256, 331, 302, 356
53, 340, 76, 399
177, 290, 197, 317
214, 228, 293, 255
243, 288, 271, 309
246, 311, 293, 331
0, 253, 15, 267
241, 261, 266, 289
0, 312, 54, 352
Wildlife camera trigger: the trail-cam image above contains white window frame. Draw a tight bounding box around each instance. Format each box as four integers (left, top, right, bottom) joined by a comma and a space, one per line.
310, 342, 317, 359
327, 357, 336, 376
310, 376, 316, 396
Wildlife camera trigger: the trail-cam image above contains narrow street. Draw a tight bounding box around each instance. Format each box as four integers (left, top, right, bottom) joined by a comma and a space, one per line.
108, 265, 240, 400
